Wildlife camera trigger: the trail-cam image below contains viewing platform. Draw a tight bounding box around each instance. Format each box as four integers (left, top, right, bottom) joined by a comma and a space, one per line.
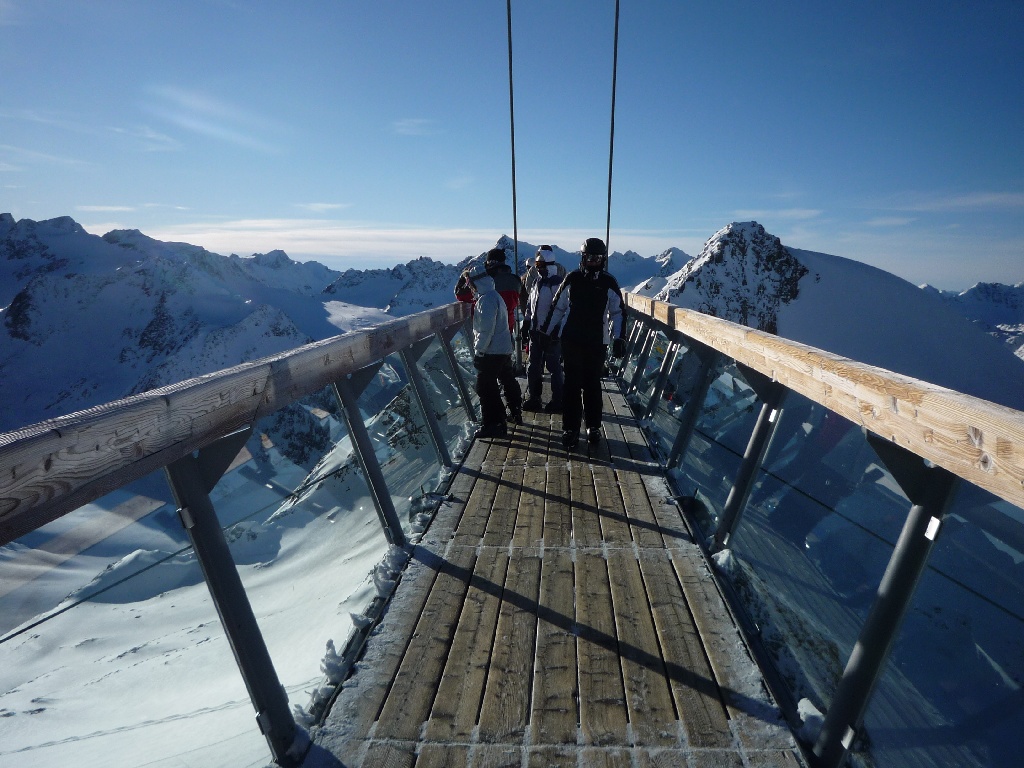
305, 380, 806, 767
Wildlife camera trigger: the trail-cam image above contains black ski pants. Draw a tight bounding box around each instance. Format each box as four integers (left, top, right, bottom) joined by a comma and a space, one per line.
561, 343, 607, 434
474, 354, 521, 426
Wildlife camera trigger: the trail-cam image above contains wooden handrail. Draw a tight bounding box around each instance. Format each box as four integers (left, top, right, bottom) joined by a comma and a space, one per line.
0, 303, 470, 546
625, 293, 1024, 511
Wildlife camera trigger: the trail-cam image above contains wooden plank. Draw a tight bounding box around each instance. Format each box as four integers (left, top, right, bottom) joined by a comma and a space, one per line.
481, 463, 525, 547
424, 547, 509, 741
530, 548, 578, 745
361, 741, 416, 768
416, 744, 470, 768
614, 469, 666, 549
570, 463, 603, 548
374, 544, 477, 741
471, 744, 522, 767
636, 549, 732, 748
668, 547, 796, 751
543, 460, 573, 548
477, 551, 542, 743
579, 746, 635, 767
605, 549, 678, 747
592, 463, 634, 546
513, 464, 547, 547
575, 551, 628, 746
421, 438, 490, 545
452, 461, 502, 546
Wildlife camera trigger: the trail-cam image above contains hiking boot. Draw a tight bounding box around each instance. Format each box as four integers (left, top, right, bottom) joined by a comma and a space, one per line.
561, 430, 579, 450
544, 400, 562, 413
476, 422, 508, 439
508, 408, 524, 425
587, 427, 602, 444
522, 397, 543, 412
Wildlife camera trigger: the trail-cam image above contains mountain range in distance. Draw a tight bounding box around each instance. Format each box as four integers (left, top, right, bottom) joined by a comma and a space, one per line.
1, 213, 1021, 433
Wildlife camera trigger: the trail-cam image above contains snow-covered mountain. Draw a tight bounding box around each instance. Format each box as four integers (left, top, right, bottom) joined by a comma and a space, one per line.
921, 281, 1024, 360
2, 214, 1021, 434
0, 217, 677, 432
654, 221, 1024, 411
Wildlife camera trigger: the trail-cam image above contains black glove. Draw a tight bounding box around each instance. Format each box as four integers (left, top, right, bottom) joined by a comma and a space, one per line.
530, 329, 549, 351
612, 338, 626, 358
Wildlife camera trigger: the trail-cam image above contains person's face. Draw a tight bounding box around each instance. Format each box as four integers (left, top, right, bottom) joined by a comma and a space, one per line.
537, 261, 549, 276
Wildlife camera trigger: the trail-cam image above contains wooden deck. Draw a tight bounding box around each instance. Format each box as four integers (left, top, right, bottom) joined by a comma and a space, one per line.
304, 380, 807, 768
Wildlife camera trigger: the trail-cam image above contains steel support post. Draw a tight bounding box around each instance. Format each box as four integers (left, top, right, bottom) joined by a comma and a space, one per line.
710, 366, 787, 552
666, 345, 721, 469
812, 435, 958, 768
439, 327, 478, 422
643, 339, 681, 421
401, 339, 453, 468
164, 428, 300, 767
333, 372, 406, 548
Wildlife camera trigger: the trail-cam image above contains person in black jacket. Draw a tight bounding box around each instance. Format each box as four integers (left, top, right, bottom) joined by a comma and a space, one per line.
541, 237, 626, 449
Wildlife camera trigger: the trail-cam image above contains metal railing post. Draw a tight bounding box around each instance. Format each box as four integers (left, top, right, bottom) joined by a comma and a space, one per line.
164, 428, 301, 767
710, 366, 787, 552
439, 327, 478, 422
332, 370, 406, 548
812, 435, 958, 768
401, 338, 453, 468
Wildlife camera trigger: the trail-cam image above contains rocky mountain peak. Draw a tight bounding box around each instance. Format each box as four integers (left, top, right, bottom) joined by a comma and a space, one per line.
656, 221, 809, 334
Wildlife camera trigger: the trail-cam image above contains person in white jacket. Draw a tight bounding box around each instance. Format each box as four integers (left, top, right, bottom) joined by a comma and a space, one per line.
465, 267, 522, 438
521, 246, 565, 412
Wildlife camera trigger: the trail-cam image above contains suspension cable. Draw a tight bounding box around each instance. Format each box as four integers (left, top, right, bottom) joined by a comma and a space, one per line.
506, 0, 519, 278
506, 0, 524, 369
605, 0, 621, 255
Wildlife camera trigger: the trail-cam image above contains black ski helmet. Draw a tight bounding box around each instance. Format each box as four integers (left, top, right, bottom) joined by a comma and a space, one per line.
580, 237, 606, 271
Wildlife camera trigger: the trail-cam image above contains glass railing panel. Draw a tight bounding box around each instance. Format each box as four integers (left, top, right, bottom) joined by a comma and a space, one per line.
617, 317, 646, 384
626, 328, 671, 416
449, 322, 480, 418
671, 358, 762, 535
645, 341, 709, 459
717, 394, 909, 732
858, 485, 1024, 768
357, 353, 446, 532
410, 334, 475, 464
0, 472, 271, 766
227, 384, 389, 740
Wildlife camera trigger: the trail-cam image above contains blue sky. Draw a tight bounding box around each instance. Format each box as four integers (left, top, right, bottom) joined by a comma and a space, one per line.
1, 0, 1021, 290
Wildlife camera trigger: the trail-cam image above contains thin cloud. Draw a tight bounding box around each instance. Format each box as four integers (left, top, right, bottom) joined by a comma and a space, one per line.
445, 174, 474, 190
143, 85, 282, 153
391, 118, 437, 136
866, 216, 917, 227
0, 143, 93, 167
732, 208, 823, 221
897, 192, 1024, 212
294, 203, 352, 213
110, 125, 181, 152
143, 218, 496, 265
76, 205, 136, 213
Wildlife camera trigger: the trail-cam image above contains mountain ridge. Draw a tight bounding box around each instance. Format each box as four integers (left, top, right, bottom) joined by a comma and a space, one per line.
1, 213, 1020, 432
